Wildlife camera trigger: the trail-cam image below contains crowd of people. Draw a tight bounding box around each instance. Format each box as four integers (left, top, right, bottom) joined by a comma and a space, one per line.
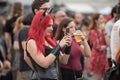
0, 0, 120, 80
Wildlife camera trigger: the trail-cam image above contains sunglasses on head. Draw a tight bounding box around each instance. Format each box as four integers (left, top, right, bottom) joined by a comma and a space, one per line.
40, 7, 53, 19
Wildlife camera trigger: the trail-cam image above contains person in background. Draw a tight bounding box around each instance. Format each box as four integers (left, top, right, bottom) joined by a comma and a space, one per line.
4, 2, 24, 61
31, 0, 51, 15
4, 2, 24, 80
88, 14, 109, 80
12, 16, 23, 80
110, 3, 120, 61
18, 13, 34, 80
53, 10, 67, 38
105, 6, 118, 67
73, 12, 84, 30
54, 17, 91, 80
0, 60, 13, 80
80, 17, 91, 79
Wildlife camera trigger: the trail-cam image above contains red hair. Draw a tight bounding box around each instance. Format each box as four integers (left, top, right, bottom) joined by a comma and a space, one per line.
27, 12, 55, 53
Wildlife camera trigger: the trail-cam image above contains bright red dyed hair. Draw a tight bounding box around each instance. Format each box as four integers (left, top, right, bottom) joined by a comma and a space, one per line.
27, 12, 55, 53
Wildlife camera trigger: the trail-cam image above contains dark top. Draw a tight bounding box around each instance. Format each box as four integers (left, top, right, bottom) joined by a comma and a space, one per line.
18, 27, 31, 72
26, 45, 58, 79
4, 16, 19, 44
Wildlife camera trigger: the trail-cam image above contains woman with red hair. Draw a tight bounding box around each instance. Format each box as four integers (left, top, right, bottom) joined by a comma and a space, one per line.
26, 12, 72, 80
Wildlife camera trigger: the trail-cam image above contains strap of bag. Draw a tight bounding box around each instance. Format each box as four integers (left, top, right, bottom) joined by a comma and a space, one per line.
111, 59, 117, 67
26, 42, 41, 80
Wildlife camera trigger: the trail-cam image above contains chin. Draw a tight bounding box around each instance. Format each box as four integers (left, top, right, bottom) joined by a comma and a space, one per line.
46, 34, 51, 36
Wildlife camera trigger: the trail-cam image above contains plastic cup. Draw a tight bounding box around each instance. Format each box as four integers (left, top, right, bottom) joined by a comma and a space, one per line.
73, 32, 82, 42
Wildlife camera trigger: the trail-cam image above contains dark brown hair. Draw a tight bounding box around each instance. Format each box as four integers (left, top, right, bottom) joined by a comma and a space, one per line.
89, 13, 100, 30
31, 0, 49, 14
54, 17, 72, 40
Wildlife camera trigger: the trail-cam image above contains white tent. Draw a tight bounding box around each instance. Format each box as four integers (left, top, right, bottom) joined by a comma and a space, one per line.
65, 3, 96, 14
8, 0, 33, 5
99, 6, 112, 15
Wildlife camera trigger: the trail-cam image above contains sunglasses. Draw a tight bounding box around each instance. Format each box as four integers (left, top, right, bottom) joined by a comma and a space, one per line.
40, 7, 53, 19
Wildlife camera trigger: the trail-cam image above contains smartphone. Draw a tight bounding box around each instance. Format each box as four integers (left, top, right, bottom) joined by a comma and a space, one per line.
66, 28, 69, 35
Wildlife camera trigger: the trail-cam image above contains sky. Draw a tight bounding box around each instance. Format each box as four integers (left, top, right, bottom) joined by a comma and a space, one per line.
7, 0, 118, 14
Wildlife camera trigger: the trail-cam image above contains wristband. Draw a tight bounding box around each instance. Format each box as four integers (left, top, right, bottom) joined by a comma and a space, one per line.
51, 44, 61, 56
64, 45, 72, 55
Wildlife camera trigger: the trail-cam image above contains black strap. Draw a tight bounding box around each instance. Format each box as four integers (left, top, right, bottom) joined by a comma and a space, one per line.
56, 57, 62, 80
111, 59, 117, 67
26, 41, 41, 80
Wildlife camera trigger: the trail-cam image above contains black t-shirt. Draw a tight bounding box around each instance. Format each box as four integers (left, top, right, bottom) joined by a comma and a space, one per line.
4, 16, 19, 45
18, 27, 31, 72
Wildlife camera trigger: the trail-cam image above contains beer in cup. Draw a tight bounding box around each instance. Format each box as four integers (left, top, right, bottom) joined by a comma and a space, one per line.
73, 32, 82, 42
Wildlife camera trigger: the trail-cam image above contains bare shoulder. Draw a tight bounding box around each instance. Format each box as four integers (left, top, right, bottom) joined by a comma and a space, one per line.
27, 39, 36, 47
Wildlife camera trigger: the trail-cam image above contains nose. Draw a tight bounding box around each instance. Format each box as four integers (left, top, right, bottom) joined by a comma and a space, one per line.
50, 26, 53, 31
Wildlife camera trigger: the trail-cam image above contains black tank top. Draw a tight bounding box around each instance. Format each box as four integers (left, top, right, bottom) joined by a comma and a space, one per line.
26, 46, 58, 79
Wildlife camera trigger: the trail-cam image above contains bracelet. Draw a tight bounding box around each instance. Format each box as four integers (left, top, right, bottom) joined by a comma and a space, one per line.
51, 44, 61, 56
64, 45, 72, 55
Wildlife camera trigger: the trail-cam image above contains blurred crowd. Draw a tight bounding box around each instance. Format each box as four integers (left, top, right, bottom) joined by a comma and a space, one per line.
0, 0, 120, 80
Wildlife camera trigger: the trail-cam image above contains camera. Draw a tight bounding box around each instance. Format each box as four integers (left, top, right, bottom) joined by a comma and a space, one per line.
66, 28, 69, 35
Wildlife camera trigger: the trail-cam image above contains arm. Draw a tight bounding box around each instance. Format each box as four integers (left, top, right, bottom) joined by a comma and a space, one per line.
105, 35, 110, 47
59, 52, 70, 64
59, 34, 72, 64
4, 32, 12, 53
89, 30, 102, 50
23, 41, 34, 69
104, 23, 111, 46
0, 60, 3, 73
75, 30, 91, 57
4, 32, 12, 60
27, 35, 71, 68
27, 40, 57, 69
13, 41, 19, 50
13, 33, 20, 50
4, 20, 12, 54
80, 39, 91, 57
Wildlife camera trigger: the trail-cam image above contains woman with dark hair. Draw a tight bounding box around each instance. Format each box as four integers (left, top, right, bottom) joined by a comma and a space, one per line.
88, 14, 109, 80
54, 17, 91, 80
26, 12, 72, 80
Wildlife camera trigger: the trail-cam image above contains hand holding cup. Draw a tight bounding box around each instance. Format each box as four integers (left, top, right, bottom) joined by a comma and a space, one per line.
73, 30, 85, 42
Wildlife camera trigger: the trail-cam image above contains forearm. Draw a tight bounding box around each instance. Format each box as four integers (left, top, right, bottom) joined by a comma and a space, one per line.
24, 53, 34, 70
34, 44, 61, 68
59, 53, 70, 64
105, 35, 110, 46
82, 40, 91, 57
37, 54, 56, 68
4, 33, 12, 53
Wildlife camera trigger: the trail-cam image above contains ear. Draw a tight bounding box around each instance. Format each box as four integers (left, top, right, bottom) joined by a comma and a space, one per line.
62, 27, 66, 33
34, 9, 39, 14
